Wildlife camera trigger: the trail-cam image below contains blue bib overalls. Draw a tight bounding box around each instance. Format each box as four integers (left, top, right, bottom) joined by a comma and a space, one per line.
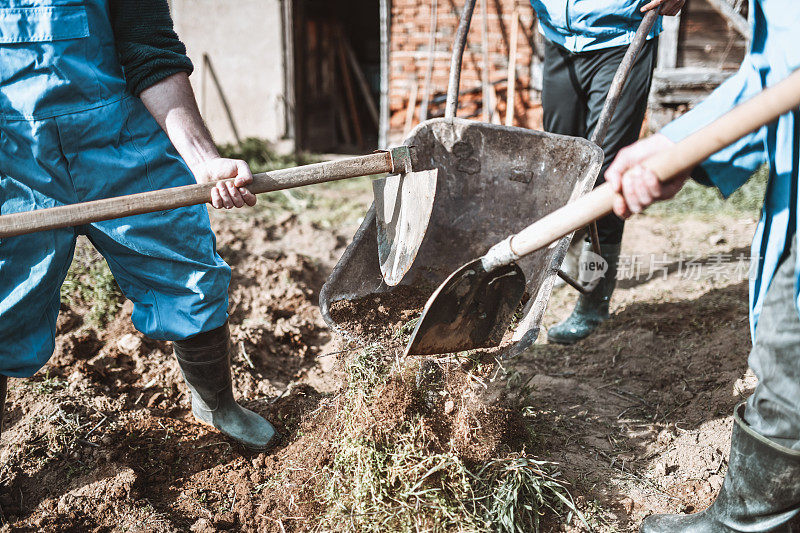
0, 0, 231, 377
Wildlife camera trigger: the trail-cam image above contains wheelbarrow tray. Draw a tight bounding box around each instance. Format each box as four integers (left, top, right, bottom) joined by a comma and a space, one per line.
320, 117, 603, 353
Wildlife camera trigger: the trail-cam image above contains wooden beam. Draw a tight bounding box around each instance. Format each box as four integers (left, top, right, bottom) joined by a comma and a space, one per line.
653, 67, 734, 89
505, 9, 520, 127
656, 13, 680, 71
705, 0, 751, 40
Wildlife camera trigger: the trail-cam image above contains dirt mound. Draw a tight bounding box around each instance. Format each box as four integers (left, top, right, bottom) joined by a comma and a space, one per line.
0, 203, 761, 532
328, 285, 429, 346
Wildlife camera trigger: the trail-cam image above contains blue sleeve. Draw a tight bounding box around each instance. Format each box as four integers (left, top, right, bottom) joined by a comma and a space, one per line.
660, 61, 768, 199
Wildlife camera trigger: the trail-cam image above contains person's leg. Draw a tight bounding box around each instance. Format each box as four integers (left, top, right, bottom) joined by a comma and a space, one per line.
641, 237, 800, 532
585, 38, 657, 245
0, 119, 81, 436
56, 98, 278, 450
745, 250, 800, 450
548, 39, 658, 345
542, 39, 589, 282
542, 39, 587, 137
0, 118, 79, 378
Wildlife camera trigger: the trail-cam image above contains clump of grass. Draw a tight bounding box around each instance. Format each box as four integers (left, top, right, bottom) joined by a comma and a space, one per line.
61, 240, 123, 327
320, 418, 486, 532
24, 371, 67, 395
649, 165, 768, 216
314, 344, 584, 532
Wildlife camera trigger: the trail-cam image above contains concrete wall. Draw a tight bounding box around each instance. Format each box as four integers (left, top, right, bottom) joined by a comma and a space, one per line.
171, 0, 290, 147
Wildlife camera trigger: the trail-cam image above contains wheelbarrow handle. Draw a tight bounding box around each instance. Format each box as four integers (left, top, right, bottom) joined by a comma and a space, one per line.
507, 68, 800, 259
0, 148, 410, 239
590, 9, 659, 148
445, 0, 478, 119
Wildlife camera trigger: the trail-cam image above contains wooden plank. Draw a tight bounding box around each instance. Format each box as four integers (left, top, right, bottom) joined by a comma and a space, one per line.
404, 81, 419, 137
656, 13, 680, 71
653, 67, 734, 88
379, 0, 390, 148
505, 9, 519, 127
342, 38, 380, 128
336, 31, 364, 148
705, 0, 750, 39
481, 0, 491, 122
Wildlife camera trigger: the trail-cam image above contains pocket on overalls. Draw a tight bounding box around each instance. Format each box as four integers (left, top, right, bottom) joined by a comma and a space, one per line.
0, 5, 89, 44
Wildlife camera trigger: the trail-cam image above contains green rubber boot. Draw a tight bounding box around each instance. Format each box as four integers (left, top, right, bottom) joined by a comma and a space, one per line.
641, 403, 800, 532
174, 324, 279, 451
547, 242, 620, 345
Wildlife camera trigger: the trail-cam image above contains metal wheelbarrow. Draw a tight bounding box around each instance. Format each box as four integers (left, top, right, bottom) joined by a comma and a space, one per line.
320, 0, 604, 352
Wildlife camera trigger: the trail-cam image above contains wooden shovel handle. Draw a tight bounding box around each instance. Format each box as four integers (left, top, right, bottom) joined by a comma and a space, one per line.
0, 150, 399, 239
510, 68, 800, 258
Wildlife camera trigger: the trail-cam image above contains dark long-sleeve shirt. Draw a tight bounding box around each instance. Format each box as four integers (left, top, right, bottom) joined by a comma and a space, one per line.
109, 0, 194, 96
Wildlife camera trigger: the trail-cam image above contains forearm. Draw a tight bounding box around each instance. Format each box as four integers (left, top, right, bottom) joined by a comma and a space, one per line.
139, 72, 256, 210
139, 72, 219, 171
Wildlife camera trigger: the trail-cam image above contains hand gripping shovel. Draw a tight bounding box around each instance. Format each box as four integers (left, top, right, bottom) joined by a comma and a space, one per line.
405, 68, 800, 356
0, 147, 437, 287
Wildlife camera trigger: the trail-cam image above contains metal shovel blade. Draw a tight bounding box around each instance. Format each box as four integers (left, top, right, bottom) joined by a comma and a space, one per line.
373, 169, 438, 286
404, 258, 526, 356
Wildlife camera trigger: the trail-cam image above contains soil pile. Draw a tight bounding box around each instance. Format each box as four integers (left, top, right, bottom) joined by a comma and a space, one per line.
0, 196, 761, 532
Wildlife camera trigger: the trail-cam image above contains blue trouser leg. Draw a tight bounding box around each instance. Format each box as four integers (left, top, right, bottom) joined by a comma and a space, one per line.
0, 97, 230, 376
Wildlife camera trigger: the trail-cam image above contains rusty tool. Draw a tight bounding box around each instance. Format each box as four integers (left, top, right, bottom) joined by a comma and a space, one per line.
405, 68, 800, 356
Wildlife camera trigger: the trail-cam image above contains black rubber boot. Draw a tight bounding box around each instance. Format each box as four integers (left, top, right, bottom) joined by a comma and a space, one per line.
547, 242, 621, 345
641, 403, 800, 532
174, 324, 279, 451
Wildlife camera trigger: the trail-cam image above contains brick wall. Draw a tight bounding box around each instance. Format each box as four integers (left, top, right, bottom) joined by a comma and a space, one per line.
389, 0, 543, 143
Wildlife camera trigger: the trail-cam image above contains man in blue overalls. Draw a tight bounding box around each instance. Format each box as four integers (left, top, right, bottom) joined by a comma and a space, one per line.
529, 0, 683, 344
606, 0, 800, 529
0, 0, 278, 451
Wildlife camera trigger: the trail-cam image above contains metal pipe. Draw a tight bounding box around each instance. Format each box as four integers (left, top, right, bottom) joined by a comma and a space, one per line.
445, 0, 478, 119
379, 0, 391, 147
557, 270, 591, 295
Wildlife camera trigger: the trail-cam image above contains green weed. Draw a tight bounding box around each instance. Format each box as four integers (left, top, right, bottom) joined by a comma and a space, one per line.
312, 344, 584, 532
649, 165, 768, 216
61, 241, 123, 327
218, 137, 316, 174
218, 137, 375, 228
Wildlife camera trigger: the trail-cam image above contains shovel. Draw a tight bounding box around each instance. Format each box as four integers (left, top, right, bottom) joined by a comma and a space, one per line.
405, 68, 800, 356
0, 146, 437, 287
319, 0, 604, 345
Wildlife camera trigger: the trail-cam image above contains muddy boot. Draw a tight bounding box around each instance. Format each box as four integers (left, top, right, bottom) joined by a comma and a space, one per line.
174, 324, 279, 451
641, 403, 800, 532
547, 242, 620, 345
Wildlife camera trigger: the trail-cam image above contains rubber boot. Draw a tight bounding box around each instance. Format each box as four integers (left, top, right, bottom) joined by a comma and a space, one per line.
547, 242, 620, 345
174, 324, 279, 451
641, 403, 800, 532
